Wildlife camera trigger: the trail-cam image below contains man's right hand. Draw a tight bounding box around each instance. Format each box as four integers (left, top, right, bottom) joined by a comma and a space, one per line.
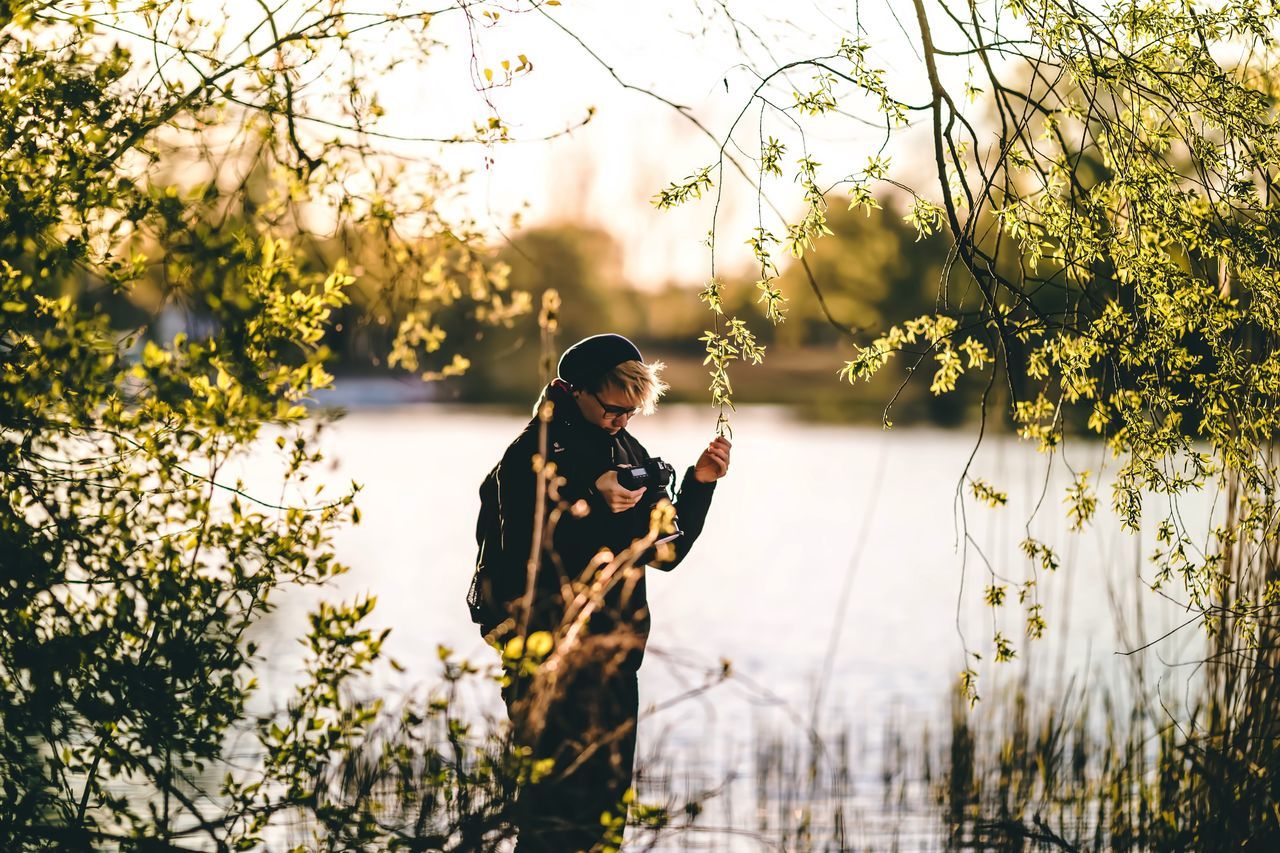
594, 470, 647, 513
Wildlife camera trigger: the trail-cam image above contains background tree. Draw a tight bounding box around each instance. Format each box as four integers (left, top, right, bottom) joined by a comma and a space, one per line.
638, 0, 1280, 842
0, 1, 527, 847
645, 0, 1280, 680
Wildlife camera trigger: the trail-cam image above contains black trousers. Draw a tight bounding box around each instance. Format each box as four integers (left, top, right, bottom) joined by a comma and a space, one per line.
503, 648, 640, 852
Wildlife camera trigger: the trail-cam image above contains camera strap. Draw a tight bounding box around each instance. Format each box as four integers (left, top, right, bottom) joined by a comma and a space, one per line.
610, 434, 640, 467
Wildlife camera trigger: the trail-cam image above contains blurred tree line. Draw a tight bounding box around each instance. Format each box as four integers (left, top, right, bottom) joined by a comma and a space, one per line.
86, 128, 1111, 433
96, 174, 994, 424
382, 198, 1023, 426
192, 191, 1000, 425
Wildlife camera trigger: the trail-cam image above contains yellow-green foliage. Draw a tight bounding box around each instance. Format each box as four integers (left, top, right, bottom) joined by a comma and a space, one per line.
658, 0, 1280, 700
0, 3, 518, 847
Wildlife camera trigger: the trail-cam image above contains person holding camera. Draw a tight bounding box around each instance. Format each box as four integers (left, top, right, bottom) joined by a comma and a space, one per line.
469, 333, 731, 851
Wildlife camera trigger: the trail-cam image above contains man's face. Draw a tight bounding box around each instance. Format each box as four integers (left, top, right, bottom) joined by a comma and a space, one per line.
574, 385, 641, 435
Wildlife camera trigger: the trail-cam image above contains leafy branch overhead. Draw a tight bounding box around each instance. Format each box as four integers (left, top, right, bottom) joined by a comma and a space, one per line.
653, 0, 1280, 695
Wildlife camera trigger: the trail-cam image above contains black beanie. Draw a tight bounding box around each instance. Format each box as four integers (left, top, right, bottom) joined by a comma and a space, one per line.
556, 334, 643, 389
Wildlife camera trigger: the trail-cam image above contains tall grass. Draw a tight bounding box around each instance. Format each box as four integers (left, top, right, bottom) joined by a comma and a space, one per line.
272, 481, 1280, 850
272, 604, 1276, 851
932, 475, 1280, 851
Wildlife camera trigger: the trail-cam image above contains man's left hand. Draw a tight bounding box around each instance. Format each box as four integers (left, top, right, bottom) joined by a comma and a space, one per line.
693, 436, 732, 483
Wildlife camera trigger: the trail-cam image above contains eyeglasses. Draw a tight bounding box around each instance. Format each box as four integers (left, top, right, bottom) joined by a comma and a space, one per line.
588, 390, 639, 419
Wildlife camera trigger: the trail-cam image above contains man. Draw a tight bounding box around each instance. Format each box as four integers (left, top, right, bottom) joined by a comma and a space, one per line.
470, 333, 731, 851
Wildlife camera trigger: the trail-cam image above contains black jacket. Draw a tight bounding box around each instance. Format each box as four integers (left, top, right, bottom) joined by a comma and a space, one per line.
479, 381, 717, 656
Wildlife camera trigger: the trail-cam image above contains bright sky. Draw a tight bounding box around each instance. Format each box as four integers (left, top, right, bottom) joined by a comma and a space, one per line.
364, 0, 948, 288
97, 0, 979, 287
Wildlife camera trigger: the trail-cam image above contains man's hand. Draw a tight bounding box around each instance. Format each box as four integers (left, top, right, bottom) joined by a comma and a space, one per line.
693, 436, 732, 483
594, 470, 647, 513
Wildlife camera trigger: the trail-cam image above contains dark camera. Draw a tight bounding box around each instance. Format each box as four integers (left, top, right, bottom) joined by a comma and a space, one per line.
615, 457, 674, 492
614, 458, 682, 543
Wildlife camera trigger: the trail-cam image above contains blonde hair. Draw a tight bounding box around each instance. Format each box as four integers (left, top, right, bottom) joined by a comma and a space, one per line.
597, 360, 668, 416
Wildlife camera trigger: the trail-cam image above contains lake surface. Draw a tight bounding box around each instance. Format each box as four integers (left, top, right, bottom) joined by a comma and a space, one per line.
241, 401, 1209, 847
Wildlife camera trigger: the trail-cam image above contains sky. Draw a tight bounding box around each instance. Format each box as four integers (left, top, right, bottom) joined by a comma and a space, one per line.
92, 0, 981, 288
361, 0, 948, 288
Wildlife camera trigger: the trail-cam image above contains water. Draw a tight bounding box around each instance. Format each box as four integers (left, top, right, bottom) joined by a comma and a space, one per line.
239, 400, 1208, 846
